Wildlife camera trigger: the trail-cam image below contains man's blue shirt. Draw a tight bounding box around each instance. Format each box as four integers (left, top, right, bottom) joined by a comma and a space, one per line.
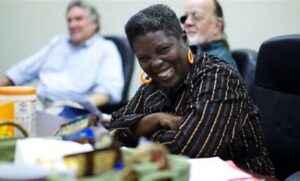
200, 39, 238, 70
6, 34, 124, 103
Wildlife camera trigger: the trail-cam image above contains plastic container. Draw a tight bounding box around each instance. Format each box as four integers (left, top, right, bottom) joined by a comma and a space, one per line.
0, 86, 36, 138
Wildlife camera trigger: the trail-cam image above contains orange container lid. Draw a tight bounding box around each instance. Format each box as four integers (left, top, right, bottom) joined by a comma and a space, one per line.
0, 86, 36, 95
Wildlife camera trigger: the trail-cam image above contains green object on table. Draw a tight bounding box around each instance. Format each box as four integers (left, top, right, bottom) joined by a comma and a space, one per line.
122, 147, 190, 181
80, 170, 122, 181
136, 155, 190, 181
0, 137, 19, 162
81, 148, 190, 181
0, 122, 28, 162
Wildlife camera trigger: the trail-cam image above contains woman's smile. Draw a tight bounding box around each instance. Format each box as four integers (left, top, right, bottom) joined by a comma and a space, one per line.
157, 67, 175, 80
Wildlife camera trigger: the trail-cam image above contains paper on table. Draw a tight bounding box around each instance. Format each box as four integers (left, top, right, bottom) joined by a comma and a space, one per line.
77, 99, 103, 119
14, 138, 93, 167
189, 157, 253, 181
58, 99, 104, 119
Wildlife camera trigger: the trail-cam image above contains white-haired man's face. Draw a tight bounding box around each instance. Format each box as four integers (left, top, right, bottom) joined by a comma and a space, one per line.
67, 6, 97, 45
182, 0, 222, 45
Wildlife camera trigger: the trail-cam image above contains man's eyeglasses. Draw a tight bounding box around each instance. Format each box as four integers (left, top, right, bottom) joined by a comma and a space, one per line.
180, 15, 187, 24
180, 13, 204, 24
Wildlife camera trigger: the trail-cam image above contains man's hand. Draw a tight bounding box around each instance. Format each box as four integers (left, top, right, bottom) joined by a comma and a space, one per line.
87, 93, 110, 107
0, 76, 14, 86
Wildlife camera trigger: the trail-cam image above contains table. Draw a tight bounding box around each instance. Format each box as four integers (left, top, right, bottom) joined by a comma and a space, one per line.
36, 111, 67, 137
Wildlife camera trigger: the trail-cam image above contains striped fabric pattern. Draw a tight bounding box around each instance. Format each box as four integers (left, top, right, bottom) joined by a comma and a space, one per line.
110, 49, 274, 176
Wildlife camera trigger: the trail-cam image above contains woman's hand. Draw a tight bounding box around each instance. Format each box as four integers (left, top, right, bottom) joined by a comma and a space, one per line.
101, 113, 112, 129
132, 112, 182, 137
158, 113, 182, 130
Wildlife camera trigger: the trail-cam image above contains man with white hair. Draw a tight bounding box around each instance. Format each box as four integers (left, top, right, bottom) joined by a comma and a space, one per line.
0, 1, 124, 113
181, 0, 237, 69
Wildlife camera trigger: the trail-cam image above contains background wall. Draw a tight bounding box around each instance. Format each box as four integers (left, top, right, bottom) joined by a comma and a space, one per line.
0, 0, 299, 98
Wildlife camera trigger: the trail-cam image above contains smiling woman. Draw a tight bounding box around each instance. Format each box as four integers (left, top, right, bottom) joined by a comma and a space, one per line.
108, 3, 275, 177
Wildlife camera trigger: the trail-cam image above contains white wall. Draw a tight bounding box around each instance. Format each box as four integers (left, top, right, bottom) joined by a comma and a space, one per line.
1, 0, 299, 98
223, 0, 300, 50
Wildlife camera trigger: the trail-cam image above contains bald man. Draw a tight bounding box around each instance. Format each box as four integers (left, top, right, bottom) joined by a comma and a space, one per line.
181, 0, 237, 69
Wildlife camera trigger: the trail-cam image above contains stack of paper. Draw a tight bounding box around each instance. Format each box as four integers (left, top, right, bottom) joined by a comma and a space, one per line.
189, 157, 256, 181
14, 138, 93, 167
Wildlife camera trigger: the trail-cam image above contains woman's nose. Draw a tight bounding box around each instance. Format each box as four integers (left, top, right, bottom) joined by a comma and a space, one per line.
151, 58, 164, 69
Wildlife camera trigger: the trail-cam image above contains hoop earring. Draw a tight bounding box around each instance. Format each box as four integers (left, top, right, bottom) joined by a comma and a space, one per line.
140, 72, 152, 84
188, 49, 194, 64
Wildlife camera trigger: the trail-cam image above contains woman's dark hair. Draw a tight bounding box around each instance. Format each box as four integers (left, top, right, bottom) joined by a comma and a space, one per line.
125, 4, 183, 48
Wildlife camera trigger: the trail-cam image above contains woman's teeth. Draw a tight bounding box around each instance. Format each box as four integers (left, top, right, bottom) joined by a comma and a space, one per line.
157, 67, 174, 78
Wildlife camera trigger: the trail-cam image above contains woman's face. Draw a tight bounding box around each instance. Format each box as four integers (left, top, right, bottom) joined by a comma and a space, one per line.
133, 31, 190, 89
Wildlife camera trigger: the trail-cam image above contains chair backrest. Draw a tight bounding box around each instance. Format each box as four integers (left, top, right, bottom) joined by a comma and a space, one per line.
254, 34, 300, 179
105, 36, 135, 102
99, 36, 134, 114
232, 49, 257, 96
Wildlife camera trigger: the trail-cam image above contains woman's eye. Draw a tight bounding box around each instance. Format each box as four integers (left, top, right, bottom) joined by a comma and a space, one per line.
160, 47, 169, 54
139, 57, 150, 63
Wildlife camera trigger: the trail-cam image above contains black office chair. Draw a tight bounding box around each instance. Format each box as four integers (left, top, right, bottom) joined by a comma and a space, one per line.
253, 35, 300, 180
232, 49, 257, 96
100, 36, 135, 114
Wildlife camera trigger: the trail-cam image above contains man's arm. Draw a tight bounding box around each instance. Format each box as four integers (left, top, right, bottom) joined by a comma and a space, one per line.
87, 93, 110, 107
4, 36, 60, 86
0, 76, 14, 86
94, 41, 124, 105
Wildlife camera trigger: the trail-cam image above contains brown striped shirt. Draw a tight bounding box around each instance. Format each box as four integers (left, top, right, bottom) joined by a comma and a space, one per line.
110, 49, 274, 176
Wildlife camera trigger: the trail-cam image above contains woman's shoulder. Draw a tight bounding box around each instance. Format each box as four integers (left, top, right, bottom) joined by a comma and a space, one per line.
189, 53, 245, 90
196, 53, 240, 76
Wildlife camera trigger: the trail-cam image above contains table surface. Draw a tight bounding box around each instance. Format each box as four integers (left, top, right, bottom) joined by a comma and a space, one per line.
34, 112, 277, 180
36, 111, 67, 137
